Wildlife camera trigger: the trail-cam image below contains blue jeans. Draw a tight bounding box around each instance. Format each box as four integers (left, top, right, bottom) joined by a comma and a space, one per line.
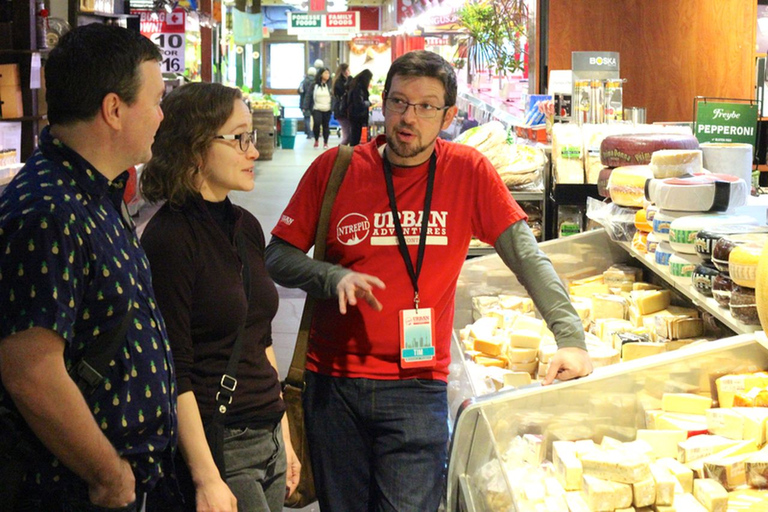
224, 423, 287, 512
304, 371, 448, 512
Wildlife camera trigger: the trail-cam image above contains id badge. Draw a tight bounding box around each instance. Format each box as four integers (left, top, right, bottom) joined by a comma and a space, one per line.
399, 308, 436, 368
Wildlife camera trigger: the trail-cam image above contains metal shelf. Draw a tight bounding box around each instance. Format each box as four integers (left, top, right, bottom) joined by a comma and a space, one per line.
510, 190, 544, 201
615, 240, 760, 335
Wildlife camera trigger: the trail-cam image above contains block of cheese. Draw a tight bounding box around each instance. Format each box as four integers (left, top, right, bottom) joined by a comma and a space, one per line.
511, 314, 544, 334
733, 407, 768, 447
703, 452, 750, 490
473, 336, 505, 356
473, 355, 507, 368
507, 329, 542, 350
687, 439, 759, 479
634, 282, 662, 291
595, 318, 635, 347
506, 347, 538, 363
498, 294, 534, 313
693, 478, 728, 512
570, 296, 592, 328
623, 342, 667, 361
508, 359, 538, 374
672, 493, 708, 511
662, 393, 713, 415
733, 386, 768, 407
655, 315, 704, 340
677, 435, 741, 463
715, 372, 768, 408
502, 371, 533, 389
570, 282, 610, 298
608, 165, 655, 207
745, 447, 768, 488
636, 430, 688, 459
650, 149, 703, 178
633, 475, 657, 507
630, 289, 672, 315
726, 489, 768, 510
600, 133, 700, 167
592, 293, 629, 320
655, 457, 694, 493
564, 491, 592, 512
604, 264, 643, 289
580, 449, 652, 483
469, 316, 499, 339
653, 413, 708, 436
582, 474, 633, 511
706, 408, 745, 440
649, 461, 677, 505
553, 441, 583, 491
647, 173, 750, 213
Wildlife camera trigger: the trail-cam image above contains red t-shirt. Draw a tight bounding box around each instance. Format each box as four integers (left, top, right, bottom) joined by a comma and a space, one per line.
272, 135, 526, 381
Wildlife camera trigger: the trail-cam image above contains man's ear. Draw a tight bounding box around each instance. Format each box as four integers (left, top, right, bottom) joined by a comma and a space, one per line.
441, 105, 458, 130
101, 92, 123, 131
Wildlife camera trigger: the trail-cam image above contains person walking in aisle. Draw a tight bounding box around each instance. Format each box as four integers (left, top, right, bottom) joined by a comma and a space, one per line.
333, 63, 352, 145
298, 67, 316, 139
265, 50, 592, 512
0, 24, 176, 511
140, 82, 300, 512
303, 67, 333, 149
346, 69, 373, 146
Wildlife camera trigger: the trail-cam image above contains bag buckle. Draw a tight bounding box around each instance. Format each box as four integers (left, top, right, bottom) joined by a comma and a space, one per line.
74, 360, 104, 392
215, 374, 237, 405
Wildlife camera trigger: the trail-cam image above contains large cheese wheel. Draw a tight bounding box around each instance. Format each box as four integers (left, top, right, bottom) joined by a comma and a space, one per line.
645, 173, 749, 212
694, 224, 768, 263
652, 209, 689, 242
600, 133, 700, 167
668, 214, 759, 254
757, 243, 768, 331
729, 240, 766, 288
650, 149, 703, 178
607, 165, 653, 207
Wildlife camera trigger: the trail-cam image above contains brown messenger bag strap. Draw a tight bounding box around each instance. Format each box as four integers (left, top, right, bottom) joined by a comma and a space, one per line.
285, 145, 355, 388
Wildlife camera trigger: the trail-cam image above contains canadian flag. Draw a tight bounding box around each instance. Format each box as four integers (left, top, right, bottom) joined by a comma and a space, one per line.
166, 11, 184, 25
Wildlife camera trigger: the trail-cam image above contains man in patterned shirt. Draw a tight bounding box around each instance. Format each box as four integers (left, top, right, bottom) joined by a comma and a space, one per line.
0, 24, 176, 510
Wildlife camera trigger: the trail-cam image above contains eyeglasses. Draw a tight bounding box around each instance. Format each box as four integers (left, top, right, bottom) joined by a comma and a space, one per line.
214, 130, 257, 152
384, 97, 449, 119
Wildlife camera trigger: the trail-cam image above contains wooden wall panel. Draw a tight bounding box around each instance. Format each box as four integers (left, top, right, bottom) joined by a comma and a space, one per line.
548, 0, 756, 122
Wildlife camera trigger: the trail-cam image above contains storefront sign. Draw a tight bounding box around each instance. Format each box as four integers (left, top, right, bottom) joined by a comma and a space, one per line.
424, 36, 450, 46
352, 36, 388, 46
572, 51, 620, 73
287, 12, 359, 36
135, 9, 186, 73
696, 101, 758, 145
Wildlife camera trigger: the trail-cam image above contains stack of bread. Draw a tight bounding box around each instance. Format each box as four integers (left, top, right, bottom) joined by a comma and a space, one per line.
473, 368, 768, 511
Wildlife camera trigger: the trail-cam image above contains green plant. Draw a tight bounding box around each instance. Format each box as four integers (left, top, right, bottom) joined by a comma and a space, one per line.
456, 0, 528, 84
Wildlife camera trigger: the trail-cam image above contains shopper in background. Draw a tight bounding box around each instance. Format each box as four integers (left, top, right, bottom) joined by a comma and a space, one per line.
298, 66, 316, 139
346, 69, 373, 146
304, 67, 333, 149
0, 24, 176, 511
140, 82, 299, 512
332, 63, 352, 145
265, 50, 592, 511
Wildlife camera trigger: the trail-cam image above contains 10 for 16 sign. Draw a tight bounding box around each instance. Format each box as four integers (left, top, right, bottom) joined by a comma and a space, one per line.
136, 9, 186, 73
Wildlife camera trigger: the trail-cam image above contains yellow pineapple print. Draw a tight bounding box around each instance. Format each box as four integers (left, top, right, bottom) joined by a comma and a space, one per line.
112, 394, 119, 406
51, 242, 59, 255
138, 410, 145, 423
27, 239, 34, 252
145, 385, 151, 398
121, 415, 127, 427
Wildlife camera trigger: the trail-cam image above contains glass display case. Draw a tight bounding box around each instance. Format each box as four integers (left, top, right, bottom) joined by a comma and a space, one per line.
447, 333, 768, 511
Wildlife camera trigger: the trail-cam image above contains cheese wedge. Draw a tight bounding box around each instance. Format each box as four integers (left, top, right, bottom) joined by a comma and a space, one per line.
649, 462, 677, 505
473, 336, 505, 356
653, 412, 708, 435
632, 476, 656, 507
662, 393, 713, 415
693, 478, 728, 512
508, 329, 542, 349
678, 435, 741, 463
733, 407, 768, 447
580, 449, 652, 483
716, 372, 768, 408
623, 342, 667, 361
706, 408, 745, 440
502, 371, 532, 388
636, 430, 688, 459
655, 457, 694, 493
582, 474, 633, 511
592, 293, 629, 320
703, 452, 750, 490
630, 289, 671, 315
553, 441, 583, 491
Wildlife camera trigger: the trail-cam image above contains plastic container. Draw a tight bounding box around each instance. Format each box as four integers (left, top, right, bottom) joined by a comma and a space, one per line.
281, 135, 296, 150
281, 119, 298, 136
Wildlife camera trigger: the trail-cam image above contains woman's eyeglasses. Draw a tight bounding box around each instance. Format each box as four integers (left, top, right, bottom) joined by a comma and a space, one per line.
214, 130, 257, 152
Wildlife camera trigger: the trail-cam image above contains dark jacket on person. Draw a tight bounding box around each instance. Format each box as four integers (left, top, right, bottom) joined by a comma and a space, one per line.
332, 76, 349, 119
301, 83, 315, 112
299, 75, 314, 113
347, 85, 370, 122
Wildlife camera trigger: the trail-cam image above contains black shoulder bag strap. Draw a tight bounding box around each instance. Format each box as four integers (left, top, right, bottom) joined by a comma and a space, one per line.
285, 144, 354, 390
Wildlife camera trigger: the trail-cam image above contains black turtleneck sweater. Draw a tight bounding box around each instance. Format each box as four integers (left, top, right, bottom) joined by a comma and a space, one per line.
141, 196, 283, 427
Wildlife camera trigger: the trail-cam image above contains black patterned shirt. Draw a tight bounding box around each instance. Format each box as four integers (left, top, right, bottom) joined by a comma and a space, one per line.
0, 126, 177, 493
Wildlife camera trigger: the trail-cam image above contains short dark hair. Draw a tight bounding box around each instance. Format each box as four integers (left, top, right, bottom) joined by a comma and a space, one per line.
348, 69, 373, 93
314, 67, 330, 85
45, 24, 162, 126
384, 50, 457, 107
140, 83, 243, 207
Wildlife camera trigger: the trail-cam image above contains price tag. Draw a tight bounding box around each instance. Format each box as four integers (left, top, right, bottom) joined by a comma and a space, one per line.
135, 9, 186, 74
151, 32, 185, 73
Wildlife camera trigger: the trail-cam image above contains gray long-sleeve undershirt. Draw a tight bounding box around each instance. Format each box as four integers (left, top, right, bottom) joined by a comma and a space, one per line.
264, 220, 586, 351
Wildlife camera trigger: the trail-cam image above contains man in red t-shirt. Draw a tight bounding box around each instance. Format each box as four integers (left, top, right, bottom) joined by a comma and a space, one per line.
266, 50, 592, 512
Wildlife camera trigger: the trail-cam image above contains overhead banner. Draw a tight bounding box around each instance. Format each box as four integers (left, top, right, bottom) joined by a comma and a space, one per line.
233, 10, 263, 44
134, 9, 186, 74
695, 100, 758, 145
287, 12, 360, 37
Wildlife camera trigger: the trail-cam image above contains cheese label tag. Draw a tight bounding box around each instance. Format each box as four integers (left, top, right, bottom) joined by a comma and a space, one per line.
720, 375, 747, 393
399, 308, 436, 368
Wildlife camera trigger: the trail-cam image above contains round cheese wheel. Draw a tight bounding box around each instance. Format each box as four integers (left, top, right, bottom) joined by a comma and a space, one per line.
692, 263, 719, 296
645, 173, 749, 212
600, 133, 700, 167
694, 224, 768, 263
713, 273, 734, 308
635, 209, 652, 232
757, 243, 768, 331
652, 209, 689, 242
669, 254, 696, 278
597, 167, 613, 198
650, 149, 703, 178
646, 205, 659, 223
655, 241, 673, 266
713, 233, 768, 274
608, 165, 654, 208
730, 285, 760, 325
668, 214, 758, 255
729, 240, 766, 288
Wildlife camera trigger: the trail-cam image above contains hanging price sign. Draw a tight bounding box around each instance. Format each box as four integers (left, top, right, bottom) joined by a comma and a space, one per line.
134, 9, 186, 73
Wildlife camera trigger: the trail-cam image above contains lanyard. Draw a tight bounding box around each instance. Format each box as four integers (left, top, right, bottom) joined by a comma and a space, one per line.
382, 149, 437, 312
